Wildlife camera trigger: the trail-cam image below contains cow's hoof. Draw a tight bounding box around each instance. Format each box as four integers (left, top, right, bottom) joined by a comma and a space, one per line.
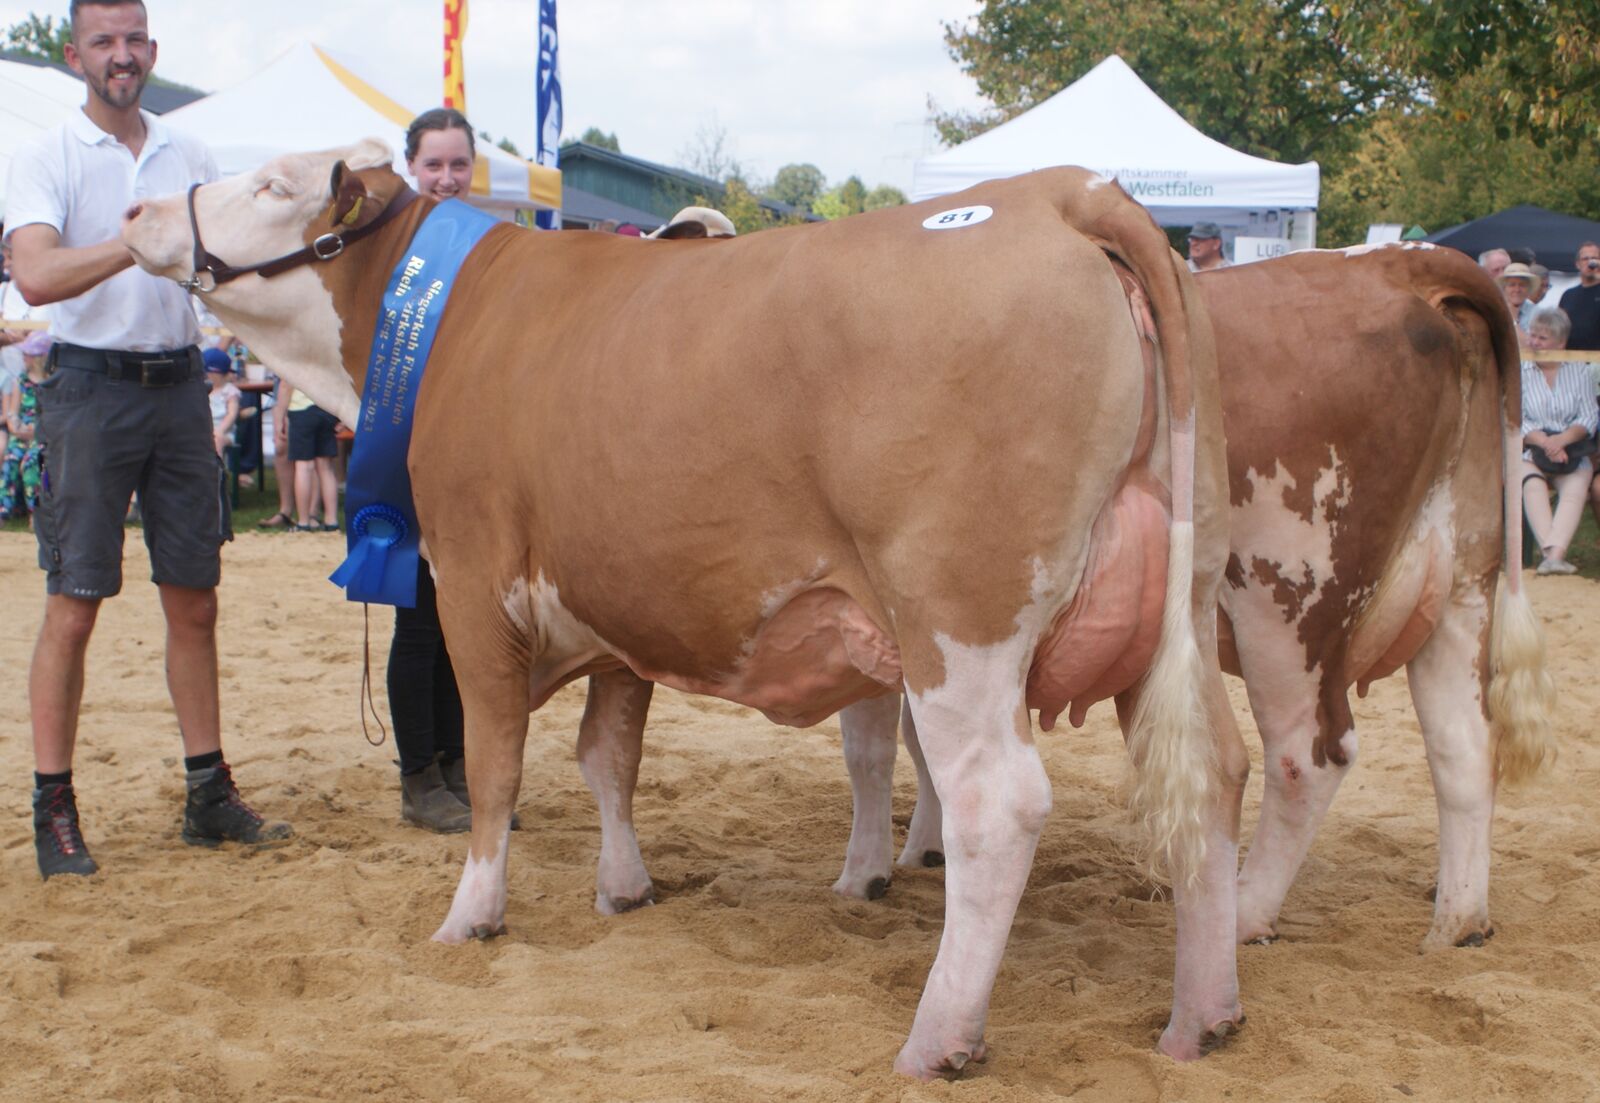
597, 886, 656, 916
1239, 924, 1280, 945
921, 851, 945, 868
831, 872, 892, 900
894, 1038, 988, 1080
1420, 922, 1493, 953
1159, 1013, 1244, 1061
432, 918, 506, 945
471, 923, 508, 941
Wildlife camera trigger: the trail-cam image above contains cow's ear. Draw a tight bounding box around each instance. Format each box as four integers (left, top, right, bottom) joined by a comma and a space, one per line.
328, 160, 372, 228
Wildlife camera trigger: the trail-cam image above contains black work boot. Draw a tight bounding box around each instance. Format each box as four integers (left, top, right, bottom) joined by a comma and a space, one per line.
438, 755, 520, 830
182, 762, 293, 847
34, 782, 99, 880
400, 761, 472, 834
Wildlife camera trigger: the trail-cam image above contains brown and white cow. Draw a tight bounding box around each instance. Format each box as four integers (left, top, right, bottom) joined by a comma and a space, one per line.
831, 242, 1556, 953
122, 142, 1246, 1075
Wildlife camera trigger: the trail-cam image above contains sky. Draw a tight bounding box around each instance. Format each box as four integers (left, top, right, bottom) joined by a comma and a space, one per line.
0, 0, 991, 194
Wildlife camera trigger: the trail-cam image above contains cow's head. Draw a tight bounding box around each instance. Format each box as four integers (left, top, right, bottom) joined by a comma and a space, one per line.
123, 138, 402, 300
122, 140, 412, 423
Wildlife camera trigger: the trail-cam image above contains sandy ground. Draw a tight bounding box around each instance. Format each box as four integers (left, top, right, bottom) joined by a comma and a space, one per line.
1, 530, 1597, 1103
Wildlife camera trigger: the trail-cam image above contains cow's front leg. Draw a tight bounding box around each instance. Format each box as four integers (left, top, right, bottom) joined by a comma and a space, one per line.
1408, 581, 1496, 951
897, 698, 945, 869
1234, 668, 1353, 944
1155, 667, 1249, 1060
834, 694, 900, 899
432, 601, 530, 944
894, 673, 1050, 1079
578, 669, 657, 915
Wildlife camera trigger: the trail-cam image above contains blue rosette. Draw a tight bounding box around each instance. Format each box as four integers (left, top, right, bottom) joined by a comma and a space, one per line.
330, 503, 412, 603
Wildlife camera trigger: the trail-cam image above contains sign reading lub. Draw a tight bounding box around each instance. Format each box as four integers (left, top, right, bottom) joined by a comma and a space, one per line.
1233, 236, 1293, 264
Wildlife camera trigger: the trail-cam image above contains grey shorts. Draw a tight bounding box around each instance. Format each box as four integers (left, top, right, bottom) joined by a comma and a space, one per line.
33, 366, 233, 598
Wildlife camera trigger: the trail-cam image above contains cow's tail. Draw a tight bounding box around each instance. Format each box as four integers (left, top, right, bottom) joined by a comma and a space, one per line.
1080, 182, 1214, 889
1413, 246, 1557, 784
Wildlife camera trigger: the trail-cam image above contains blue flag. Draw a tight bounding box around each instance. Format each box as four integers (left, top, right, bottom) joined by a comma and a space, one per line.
535, 0, 562, 230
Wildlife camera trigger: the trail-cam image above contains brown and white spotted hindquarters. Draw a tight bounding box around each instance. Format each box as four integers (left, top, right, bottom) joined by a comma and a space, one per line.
1201, 243, 1553, 950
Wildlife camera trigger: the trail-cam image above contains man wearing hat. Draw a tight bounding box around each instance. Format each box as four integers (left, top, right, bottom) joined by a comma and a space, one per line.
1186, 222, 1230, 273
1498, 262, 1540, 333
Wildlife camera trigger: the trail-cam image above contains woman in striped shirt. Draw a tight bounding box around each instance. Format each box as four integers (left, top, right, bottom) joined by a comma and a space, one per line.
1521, 307, 1599, 574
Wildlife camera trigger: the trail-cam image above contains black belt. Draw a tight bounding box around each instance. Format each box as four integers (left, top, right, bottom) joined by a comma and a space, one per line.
50, 342, 201, 387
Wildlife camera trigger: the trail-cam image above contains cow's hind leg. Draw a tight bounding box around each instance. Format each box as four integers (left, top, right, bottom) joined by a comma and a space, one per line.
1408, 578, 1497, 951
1234, 668, 1354, 945
835, 694, 900, 899
893, 653, 1051, 1079
897, 698, 945, 869
579, 669, 657, 914
432, 596, 530, 944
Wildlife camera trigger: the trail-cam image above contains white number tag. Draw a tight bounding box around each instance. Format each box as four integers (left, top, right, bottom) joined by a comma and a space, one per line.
921, 205, 994, 231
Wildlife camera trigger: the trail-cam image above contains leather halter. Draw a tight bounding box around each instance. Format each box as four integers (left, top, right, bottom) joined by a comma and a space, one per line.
179, 180, 419, 293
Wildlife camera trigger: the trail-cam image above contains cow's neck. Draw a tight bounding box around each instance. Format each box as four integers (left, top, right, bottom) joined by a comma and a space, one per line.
321, 197, 437, 401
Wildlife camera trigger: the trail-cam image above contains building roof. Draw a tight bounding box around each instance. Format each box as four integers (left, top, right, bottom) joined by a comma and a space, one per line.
0, 50, 205, 114
561, 185, 666, 231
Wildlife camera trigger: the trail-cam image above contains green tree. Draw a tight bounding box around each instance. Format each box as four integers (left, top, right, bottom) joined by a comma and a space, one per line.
766, 163, 826, 212
1341, 0, 1600, 146
2, 13, 70, 62
939, 1, 1411, 164
1318, 66, 1600, 244
814, 176, 870, 220
864, 184, 907, 211
579, 126, 620, 152
497, 136, 522, 157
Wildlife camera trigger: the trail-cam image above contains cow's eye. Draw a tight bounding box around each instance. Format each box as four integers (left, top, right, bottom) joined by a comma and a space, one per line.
255, 178, 296, 199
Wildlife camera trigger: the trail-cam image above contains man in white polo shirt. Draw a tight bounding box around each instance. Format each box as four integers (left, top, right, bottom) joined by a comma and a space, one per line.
5, 0, 289, 880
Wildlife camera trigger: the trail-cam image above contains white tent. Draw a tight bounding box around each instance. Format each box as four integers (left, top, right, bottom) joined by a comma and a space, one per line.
164, 42, 559, 213
913, 55, 1319, 246
0, 59, 87, 220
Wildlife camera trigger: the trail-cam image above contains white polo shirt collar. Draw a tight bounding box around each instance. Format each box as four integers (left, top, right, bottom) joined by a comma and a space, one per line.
66, 107, 168, 159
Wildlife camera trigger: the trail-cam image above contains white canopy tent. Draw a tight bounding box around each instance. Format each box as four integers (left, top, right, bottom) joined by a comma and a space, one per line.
913, 55, 1320, 247
0, 59, 88, 221
164, 42, 559, 213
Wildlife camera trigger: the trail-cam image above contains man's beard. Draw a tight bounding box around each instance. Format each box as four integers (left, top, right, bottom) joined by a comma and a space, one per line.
86, 62, 148, 109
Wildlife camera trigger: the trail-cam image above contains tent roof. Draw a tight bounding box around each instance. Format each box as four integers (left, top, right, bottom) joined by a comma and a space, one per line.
1426, 204, 1600, 272
0, 58, 85, 221
912, 55, 1319, 224
163, 42, 559, 212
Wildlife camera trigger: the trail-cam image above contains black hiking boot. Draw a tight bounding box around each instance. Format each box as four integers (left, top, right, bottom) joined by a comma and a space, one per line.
182, 762, 293, 848
438, 755, 520, 830
400, 761, 472, 834
34, 782, 99, 880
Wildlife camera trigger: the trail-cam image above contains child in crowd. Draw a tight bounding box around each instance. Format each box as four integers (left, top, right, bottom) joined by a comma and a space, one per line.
0, 331, 52, 523
203, 347, 241, 457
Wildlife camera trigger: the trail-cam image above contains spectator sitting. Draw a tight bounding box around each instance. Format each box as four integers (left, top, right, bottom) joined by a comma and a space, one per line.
0, 331, 53, 524
1528, 262, 1550, 305
1498, 262, 1540, 338
1520, 307, 1597, 575
1478, 248, 1510, 282
203, 348, 240, 457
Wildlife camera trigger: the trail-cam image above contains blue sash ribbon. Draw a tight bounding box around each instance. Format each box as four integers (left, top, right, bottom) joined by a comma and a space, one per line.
330, 198, 498, 606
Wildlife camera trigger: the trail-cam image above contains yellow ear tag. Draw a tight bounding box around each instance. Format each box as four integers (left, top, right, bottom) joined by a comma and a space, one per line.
340, 196, 364, 226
